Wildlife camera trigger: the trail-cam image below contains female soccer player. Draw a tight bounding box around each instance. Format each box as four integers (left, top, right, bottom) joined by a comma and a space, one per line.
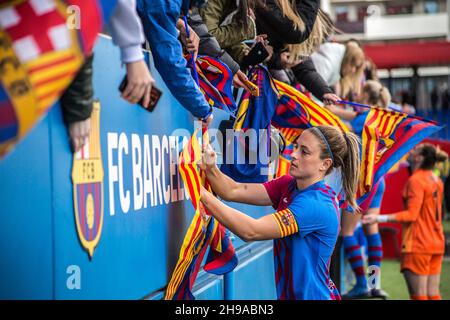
199, 125, 361, 300
325, 80, 391, 299
363, 143, 448, 300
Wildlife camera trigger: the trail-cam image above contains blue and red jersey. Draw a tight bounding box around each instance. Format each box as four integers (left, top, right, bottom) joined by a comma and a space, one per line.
263, 175, 341, 300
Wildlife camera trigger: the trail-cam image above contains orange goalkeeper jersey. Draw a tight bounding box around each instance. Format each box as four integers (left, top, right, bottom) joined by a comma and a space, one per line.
395, 169, 445, 254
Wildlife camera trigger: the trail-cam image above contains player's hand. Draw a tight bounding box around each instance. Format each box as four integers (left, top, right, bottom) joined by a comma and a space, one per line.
200, 142, 217, 171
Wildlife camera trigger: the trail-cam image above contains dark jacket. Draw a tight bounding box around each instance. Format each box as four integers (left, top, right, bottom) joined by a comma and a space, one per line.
255, 0, 319, 52
188, 10, 240, 75
255, 0, 333, 100
137, 0, 212, 119
60, 54, 94, 124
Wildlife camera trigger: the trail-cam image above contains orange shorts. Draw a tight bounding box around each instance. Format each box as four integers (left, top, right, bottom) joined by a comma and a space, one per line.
400, 253, 443, 275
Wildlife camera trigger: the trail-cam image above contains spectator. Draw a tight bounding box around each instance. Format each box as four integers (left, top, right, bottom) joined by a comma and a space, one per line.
255, 0, 328, 66
62, 0, 154, 152
311, 41, 365, 101
255, 1, 339, 104
137, 0, 214, 125
201, 0, 337, 103
325, 80, 391, 125
61, 54, 95, 152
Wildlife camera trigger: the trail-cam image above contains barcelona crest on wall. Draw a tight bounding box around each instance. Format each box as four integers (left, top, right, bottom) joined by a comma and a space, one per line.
71, 101, 104, 258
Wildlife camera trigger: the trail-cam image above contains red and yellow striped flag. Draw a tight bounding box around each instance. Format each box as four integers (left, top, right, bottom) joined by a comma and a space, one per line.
272, 80, 348, 145
165, 129, 237, 300
0, 0, 117, 158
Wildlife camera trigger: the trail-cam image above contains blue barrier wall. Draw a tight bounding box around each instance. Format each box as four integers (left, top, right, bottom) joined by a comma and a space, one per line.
0, 36, 276, 300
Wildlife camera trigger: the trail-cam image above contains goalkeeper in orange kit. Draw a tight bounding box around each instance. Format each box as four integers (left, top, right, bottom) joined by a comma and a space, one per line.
363, 143, 448, 300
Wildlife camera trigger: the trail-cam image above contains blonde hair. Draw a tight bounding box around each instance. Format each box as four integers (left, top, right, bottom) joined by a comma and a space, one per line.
362, 80, 391, 109
273, 0, 334, 62
339, 41, 365, 99
275, 0, 305, 31
308, 126, 361, 211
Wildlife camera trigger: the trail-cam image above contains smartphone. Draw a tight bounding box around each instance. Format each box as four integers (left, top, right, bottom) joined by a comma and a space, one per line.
118, 75, 162, 112
241, 41, 269, 69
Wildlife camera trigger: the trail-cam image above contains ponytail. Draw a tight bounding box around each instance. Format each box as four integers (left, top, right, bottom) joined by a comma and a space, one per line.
436, 148, 448, 163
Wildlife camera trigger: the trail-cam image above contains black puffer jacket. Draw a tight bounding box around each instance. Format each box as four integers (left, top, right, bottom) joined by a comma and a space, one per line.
255, 0, 319, 52
60, 54, 94, 124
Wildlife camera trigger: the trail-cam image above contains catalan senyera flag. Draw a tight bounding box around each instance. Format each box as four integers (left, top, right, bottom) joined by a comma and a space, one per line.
270, 82, 441, 207
0, 0, 117, 158
165, 130, 237, 300
271, 81, 348, 183
272, 80, 348, 144
353, 107, 442, 198
186, 54, 237, 114
203, 222, 237, 275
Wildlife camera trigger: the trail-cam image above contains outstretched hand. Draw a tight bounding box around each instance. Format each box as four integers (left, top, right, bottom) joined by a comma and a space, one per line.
361, 213, 378, 225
